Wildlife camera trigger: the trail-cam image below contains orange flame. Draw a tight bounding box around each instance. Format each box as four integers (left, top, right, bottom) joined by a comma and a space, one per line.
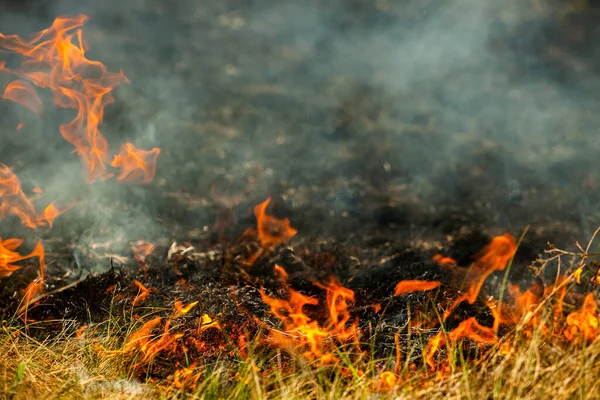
424, 317, 497, 369
394, 280, 441, 296
131, 240, 155, 272
245, 197, 297, 265
254, 197, 297, 248
132, 280, 155, 306
0, 16, 160, 183
17, 242, 45, 318
0, 163, 39, 228
443, 234, 517, 320
563, 293, 599, 343
433, 254, 457, 266
2, 80, 44, 115
260, 265, 357, 364
173, 300, 198, 318
0, 163, 66, 229
111, 143, 161, 184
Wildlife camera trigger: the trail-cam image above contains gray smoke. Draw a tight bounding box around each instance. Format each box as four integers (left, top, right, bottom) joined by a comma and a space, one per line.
0, 0, 598, 271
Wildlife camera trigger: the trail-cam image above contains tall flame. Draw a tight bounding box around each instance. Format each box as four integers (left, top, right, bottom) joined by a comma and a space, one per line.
0, 15, 159, 183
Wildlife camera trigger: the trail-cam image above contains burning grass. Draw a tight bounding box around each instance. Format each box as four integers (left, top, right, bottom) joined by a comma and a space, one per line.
1, 220, 599, 399
1, 278, 600, 399
1, 13, 600, 400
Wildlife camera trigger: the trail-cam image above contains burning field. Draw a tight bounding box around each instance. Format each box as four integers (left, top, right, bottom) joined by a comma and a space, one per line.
2, 0, 600, 399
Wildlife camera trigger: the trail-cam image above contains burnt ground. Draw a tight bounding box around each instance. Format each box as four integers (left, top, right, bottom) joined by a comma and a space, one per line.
0, 0, 600, 382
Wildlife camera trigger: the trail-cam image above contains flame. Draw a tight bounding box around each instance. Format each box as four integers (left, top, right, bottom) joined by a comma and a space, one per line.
0, 16, 160, 183
173, 300, 198, 318
122, 316, 162, 353
0, 163, 39, 228
245, 197, 297, 265
394, 280, 441, 296
17, 242, 46, 317
424, 317, 497, 369
254, 197, 297, 248
2, 79, 44, 115
374, 371, 398, 391
573, 267, 584, 284
0, 164, 66, 229
433, 254, 457, 266
563, 293, 599, 343
260, 265, 358, 364
132, 280, 154, 306
111, 143, 161, 184
443, 234, 517, 320
131, 240, 155, 272
198, 314, 220, 333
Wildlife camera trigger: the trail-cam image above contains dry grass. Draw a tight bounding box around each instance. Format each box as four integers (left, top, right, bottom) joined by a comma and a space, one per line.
2, 229, 599, 399
1, 308, 599, 400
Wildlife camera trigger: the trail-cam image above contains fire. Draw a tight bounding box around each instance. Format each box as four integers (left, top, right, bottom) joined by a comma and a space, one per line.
17, 242, 46, 317
374, 371, 398, 391
260, 265, 358, 364
111, 143, 161, 184
424, 317, 497, 369
394, 280, 441, 296
2, 80, 44, 115
132, 280, 155, 306
131, 240, 155, 272
173, 300, 198, 318
245, 197, 297, 265
563, 293, 599, 343
0, 163, 42, 228
443, 234, 517, 320
253, 197, 297, 248
0, 16, 160, 183
433, 254, 457, 266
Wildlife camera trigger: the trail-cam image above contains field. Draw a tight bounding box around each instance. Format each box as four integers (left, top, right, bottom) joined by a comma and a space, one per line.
1, 0, 600, 399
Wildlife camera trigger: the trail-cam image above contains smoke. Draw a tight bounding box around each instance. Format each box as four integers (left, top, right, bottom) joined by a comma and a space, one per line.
0, 0, 598, 268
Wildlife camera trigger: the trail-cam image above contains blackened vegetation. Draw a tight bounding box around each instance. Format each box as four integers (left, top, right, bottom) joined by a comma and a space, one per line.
0, 0, 599, 385
1, 222, 511, 381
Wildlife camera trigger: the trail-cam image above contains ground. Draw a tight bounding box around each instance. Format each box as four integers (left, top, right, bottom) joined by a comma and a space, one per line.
1, 0, 600, 399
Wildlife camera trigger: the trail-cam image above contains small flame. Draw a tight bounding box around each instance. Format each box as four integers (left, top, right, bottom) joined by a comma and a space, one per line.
443, 234, 517, 320
394, 280, 441, 296
131, 240, 155, 272
111, 143, 161, 184
563, 293, 599, 343
2, 80, 44, 115
433, 254, 457, 266
132, 280, 155, 306
17, 242, 46, 318
424, 317, 497, 369
173, 300, 198, 318
245, 197, 297, 265
254, 197, 297, 248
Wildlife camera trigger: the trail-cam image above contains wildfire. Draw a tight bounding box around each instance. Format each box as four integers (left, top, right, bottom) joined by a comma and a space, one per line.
131, 240, 155, 272
394, 280, 441, 296
0, 163, 65, 229
244, 197, 297, 265
0, 15, 160, 183
563, 293, 599, 343
443, 234, 517, 320
111, 143, 161, 184
424, 317, 497, 369
260, 265, 358, 364
132, 280, 155, 306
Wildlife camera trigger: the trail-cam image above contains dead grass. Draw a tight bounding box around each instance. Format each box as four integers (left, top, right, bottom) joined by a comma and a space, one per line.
1, 309, 599, 400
